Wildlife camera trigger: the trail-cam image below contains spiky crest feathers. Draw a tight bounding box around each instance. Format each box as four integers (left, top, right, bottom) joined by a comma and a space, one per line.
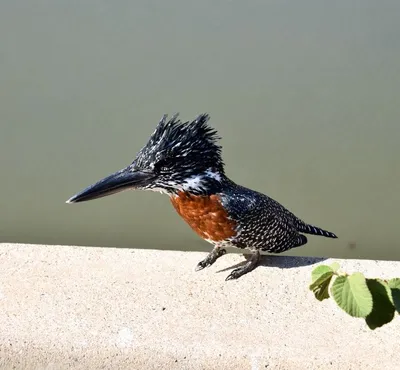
132, 113, 226, 194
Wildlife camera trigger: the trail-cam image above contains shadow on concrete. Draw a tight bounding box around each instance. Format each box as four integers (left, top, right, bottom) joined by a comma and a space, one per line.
216, 254, 327, 273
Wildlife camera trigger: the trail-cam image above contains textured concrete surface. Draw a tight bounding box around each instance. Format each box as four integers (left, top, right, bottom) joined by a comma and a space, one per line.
0, 243, 399, 370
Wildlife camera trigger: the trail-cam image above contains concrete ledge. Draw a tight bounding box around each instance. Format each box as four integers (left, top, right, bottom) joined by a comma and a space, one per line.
0, 243, 399, 370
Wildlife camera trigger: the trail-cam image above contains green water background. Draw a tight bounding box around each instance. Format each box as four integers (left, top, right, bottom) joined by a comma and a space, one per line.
1, 1, 399, 260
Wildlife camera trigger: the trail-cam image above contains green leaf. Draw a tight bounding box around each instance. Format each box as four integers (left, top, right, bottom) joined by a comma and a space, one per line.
330, 262, 340, 272
331, 273, 373, 318
388, 278, 400, 314
365, 279, 395, 330
309, 271, 334, 291
311, 274, 334, 301
310, 266, 335, 301
311, 265, 333, 283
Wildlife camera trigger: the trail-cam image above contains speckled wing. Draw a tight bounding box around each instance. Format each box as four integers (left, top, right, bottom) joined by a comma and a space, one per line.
219, 186, 307, 253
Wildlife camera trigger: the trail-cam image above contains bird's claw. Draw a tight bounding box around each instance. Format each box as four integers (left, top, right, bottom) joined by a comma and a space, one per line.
195, 248, 227, 271
195, 261, 208, 271
225, 251, 261, 280
225, 268, 243, 281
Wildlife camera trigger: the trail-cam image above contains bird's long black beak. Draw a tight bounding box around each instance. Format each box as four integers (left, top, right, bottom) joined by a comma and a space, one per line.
66, 167, 155, 204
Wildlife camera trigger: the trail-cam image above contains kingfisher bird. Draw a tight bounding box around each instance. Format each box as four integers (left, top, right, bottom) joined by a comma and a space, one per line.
67, 113, 337, 280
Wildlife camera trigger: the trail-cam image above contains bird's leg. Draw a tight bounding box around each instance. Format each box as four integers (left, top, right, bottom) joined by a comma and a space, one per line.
225, 249, 261, 281
195, 246, 227, 271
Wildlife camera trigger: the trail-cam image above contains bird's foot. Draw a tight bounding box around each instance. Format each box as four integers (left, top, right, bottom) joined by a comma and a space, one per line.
225, 250, 261, 281
195, 247, 227, 271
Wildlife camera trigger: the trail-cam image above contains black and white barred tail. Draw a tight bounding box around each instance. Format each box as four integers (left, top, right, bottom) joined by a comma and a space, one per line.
297, 223, 338, 238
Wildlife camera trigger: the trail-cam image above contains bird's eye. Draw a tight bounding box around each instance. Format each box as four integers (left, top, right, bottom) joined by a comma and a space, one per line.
154, 159, 169, 172
155, 156, 179, 172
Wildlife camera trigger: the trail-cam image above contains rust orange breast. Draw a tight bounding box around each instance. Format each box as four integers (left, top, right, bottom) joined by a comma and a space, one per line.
170, 191, 237, 242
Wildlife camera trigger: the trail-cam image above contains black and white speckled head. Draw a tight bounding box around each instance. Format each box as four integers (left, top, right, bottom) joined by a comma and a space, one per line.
132, 113, 225, 194
66, 113, 227, 203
